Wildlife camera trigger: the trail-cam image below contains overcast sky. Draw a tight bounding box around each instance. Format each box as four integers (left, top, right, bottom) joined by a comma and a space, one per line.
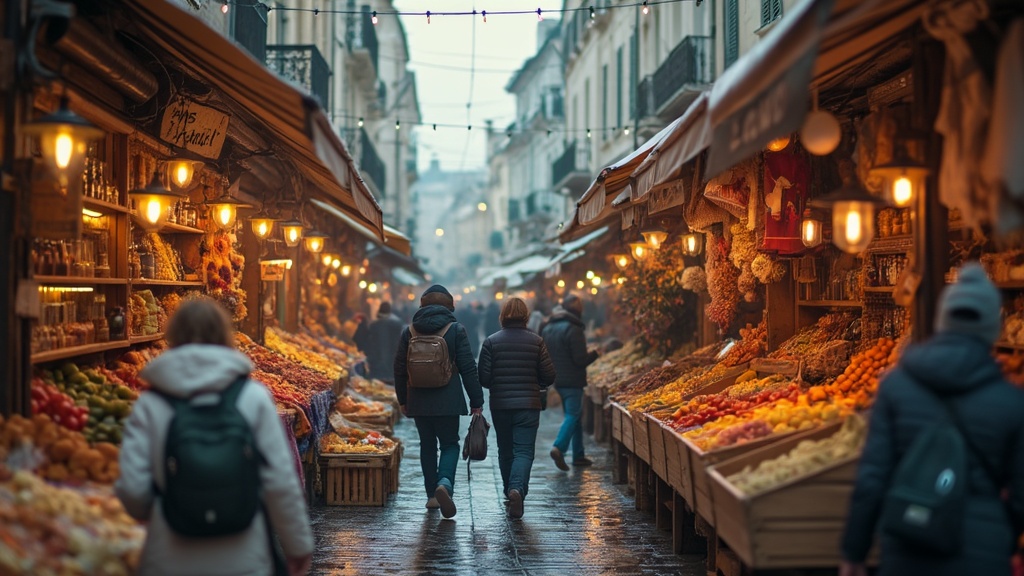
393, 1, 565, 173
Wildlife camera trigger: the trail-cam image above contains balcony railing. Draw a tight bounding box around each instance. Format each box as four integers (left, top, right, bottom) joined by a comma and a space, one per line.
360, 127, 387, 195
266, 45, 331, 107
651, 35, 711, 114
551, 141, 591, 196
636, 76, 655, 120
347, 6, 380, 74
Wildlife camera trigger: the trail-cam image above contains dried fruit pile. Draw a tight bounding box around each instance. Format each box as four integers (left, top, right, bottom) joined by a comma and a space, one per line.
264, 327, 345, 381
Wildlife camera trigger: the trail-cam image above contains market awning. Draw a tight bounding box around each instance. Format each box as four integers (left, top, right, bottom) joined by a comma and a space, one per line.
631, 93, 710, 201
128, 0, 384, 238
310, 199, 412, 256
550, 227, 611, 266
391, 266, 428, 287
478, 254, 553, 288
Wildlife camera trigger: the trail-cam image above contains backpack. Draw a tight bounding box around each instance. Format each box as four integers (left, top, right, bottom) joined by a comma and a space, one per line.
156, 375, 262, 538
407, 323, 455, 388
880, 395, 999, 555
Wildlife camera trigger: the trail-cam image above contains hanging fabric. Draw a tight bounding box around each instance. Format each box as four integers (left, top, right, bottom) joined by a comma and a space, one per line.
761, 150, 809, 255
981, 18, 1024, 237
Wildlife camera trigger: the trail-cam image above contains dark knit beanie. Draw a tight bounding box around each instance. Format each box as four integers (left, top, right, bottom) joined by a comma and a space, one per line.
562, 293, 583, 317
935, 262, 1002, 345
378, 302, 391, 315
421, 284, 455, 311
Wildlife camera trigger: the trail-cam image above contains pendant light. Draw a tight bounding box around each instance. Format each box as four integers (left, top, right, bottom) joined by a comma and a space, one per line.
280, 219, 305, 247
166, 160, 203, 191
249, 210, 279, 240
800, 89, 842, 156
640, 223, 669, 250
129, 172, 186, 231
765, 134, 791, 152
23, 96, 104, 193
303, 229, 329, 254
870, 141, 930, 208
800, 208, 823, 248
207, 178, 251, 231
610, 253, 630, 270
680, 232, 704, 256
814, 185, 884, 254
629, 241, 648, 261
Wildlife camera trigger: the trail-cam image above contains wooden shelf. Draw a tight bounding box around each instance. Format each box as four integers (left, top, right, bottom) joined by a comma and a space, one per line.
995, 281, 1024, 290
129, 333, 164, 344
31, 340, 129, 364
131, 279, 204, 287
34, 276, 128, 285
996, 341, 1024, 351
797, 300, 863, 308
159, 222, 206, 234
82, 196, 130, 215
862, 286, 896, 293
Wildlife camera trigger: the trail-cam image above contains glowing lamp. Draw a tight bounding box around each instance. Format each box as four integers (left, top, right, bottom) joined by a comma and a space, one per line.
129, 173, 185, 231
586, 270, 595, 279
800, 110, 842, 156
166, 160, 203, 191
870, 148, 930, 208
800, 209, 823, 248
680, 233, 704, 256
280, 219, 304, 247
576, 280, 585, 289
321, 254, 334, 266
815, 186, 884, 254
358, 280, 368, 289
641, 224, 669, 250
629, 241, 648, 261
208, 194, 250, 231
766, 134, 791, 152
556, 279, 566, 288
341, 265, 352, 277
249, 211, 278, 240
23, 97, 104, 194
611, 253, 630, 270
303, 230, 329, 254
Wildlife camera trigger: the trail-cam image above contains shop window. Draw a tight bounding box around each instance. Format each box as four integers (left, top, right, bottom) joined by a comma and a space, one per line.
760, 0, 783, 28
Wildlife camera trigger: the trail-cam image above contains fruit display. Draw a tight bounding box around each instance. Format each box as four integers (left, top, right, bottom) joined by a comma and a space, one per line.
334, 393, 392, 418
30, 379, 89, 432
997, 352, 1024, 387
0, 414, 120, 484
264, 327, 344, 380
108, 344, 167, 391
719, 322, 767, 367
0, 470, 143, 575
38, 363, 137, 445
684, 393, 853, 450
320, 430, 395, 454
812, 337, 899, 409
725, 414, 867, 496
251, 369, 316, 408
587, 340, 664, 396
670, 377, 800, 431
349, 376, 398, 404
626, 363, 728, 413
237, 333, 333, 394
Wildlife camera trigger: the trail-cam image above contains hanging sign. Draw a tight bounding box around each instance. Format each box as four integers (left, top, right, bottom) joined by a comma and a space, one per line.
260, 261, 289, 282
160, 97, 230, 159
647, 179, 687, 215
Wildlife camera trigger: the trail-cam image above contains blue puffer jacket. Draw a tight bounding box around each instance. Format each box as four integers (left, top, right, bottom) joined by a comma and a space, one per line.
393, 304, 484, 417
842, 333, 1024, 576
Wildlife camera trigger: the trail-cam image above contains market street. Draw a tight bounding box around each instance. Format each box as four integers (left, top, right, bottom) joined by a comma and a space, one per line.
309, 409, 707, 576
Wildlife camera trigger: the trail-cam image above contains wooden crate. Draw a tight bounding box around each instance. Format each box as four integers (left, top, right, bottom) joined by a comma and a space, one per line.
384, 446, 403, 495
322, 451, 393, 506
614, 402, 635, 454
661, 421, 690, 499
707, 422, 865, 569
632, 411, 652, 465
647, 413, 671, 481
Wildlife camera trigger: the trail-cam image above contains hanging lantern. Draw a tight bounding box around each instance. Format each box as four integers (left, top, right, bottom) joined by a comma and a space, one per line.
800, 89, 842, 157
680, 232, 704, 256
166, 160, 203, 191
280, 219, 304, 247
800, 208, 823, 248
303, 230, 329, 254
766, 134, 791, 152
629, 241, 648, 261
815, 185, 884, 254
331, 257, 342, 270
208, 193, 251, 231
610, 253, 630, 270
129, 172, 185, 231
870, 147, 930, 208
640, 224, 669, 250
249, 211, 279, 240
340, 264, 352, 277
23, 96, 104, 194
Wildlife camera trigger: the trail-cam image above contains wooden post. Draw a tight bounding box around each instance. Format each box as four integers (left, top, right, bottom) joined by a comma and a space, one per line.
765, 260, 796, 352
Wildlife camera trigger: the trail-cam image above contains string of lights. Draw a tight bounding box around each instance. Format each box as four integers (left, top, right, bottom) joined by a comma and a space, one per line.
219, 0, 699, 18
347, 112, 630, 139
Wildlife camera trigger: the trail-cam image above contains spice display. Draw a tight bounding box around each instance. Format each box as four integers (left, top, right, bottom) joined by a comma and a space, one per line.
264, 328, 345, 381
139, 233, 182, 281
128, 290, 164, 337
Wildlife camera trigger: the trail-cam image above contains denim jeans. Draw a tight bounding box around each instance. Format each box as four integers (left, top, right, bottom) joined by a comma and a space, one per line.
490, 409, 540, 498
414, 415, 461, 497
553, 387, 585, 461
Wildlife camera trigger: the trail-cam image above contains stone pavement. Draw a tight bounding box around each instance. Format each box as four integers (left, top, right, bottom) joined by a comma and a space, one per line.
309, 409, 707, 575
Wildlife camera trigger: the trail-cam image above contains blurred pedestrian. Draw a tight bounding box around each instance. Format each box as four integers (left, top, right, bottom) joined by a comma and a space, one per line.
484, 298, 501, 340
394, 285, 484, 518
478, 297, 556, 519
527, 300, 549, 334
116, 298, 313, 576
352, 313, 370, 353
366, 302, 404, 383
458, 300, 481, 357
840, 263, 1024, 576
541, 293, 599, 470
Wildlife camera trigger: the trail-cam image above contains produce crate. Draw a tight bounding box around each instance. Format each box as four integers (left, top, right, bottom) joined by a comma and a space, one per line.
632, 411, 652, 465
384, 444, 403, 495
611, 402, 634, 453
647, 412, 673, 483
321, 450, 395, 506
660, 421, 689, 498
592, 396, 608, 443
706, 422, 867, 569
611, 401, 624, 444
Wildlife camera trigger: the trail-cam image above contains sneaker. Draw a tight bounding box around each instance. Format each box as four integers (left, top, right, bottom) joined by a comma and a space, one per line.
434, 485, 457, 518
508, 489, 524, 519
572, 457, 594, 467
550, 447, 570, 471
426, 497, 440, 509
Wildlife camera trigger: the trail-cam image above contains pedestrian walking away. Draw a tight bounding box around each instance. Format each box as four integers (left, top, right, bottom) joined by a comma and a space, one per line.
840, 263, 1024, 576
366, 301, 404, 383
394, 284, 485, 519
115, 297, 314, 576
541, 293, 600, 471
478, 297, 557, 519
458, 300, 481, 358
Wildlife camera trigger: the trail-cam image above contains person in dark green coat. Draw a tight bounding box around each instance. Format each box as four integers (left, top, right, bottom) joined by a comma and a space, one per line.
394, 285, 484, 518
841, 263, 1024, 576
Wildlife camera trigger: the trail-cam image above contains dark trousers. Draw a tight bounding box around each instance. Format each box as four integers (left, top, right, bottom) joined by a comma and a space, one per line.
414, 415, 461, 498
491, 409, 540, 499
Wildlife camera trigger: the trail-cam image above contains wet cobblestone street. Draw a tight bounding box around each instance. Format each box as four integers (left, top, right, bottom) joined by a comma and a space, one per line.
309, 409, 707, 575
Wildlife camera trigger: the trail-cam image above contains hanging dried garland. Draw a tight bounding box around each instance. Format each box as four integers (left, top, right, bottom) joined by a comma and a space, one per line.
706, 232, 741, 331
617, 243, 692, 355
200, 231, 248, 322
751, 253, 787, 284
680, 266, 708, 293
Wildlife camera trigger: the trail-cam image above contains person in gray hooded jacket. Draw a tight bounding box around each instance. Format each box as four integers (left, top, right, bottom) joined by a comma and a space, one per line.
116, 298, 314, 576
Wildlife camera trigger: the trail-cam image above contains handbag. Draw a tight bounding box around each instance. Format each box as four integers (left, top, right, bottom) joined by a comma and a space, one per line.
462, 412, 490, 480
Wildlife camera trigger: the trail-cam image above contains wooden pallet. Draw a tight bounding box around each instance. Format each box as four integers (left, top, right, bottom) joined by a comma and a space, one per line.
322, 451, 395, 506
706, 421, 868, 569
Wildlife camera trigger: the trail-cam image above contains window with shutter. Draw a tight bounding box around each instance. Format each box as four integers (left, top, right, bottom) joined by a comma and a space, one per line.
725, 0, 739, 69
616, 47, 623, 129
761, 0, 783, 27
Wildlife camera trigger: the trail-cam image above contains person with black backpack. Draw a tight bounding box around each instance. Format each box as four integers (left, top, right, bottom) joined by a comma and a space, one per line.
394, 285, 485, 518
841, 263, 1024, 576
116, 298, 314, 576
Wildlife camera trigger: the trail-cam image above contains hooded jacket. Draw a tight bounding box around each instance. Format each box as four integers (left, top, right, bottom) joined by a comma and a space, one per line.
540, 306, 598, 389
393, 304, 484, 417
366, 312, 405, 382
842, 333, 1024, 576
478, 321, 557, 410
116, 345, 314, 576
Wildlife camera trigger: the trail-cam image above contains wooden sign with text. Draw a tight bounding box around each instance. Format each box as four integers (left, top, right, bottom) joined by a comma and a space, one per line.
159, 98, 230, 159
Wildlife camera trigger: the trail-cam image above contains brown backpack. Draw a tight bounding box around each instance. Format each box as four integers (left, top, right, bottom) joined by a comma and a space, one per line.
406, 323, 455, 388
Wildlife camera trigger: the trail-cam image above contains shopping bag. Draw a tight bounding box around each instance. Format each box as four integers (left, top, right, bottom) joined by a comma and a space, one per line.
462, 413, 490, 480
